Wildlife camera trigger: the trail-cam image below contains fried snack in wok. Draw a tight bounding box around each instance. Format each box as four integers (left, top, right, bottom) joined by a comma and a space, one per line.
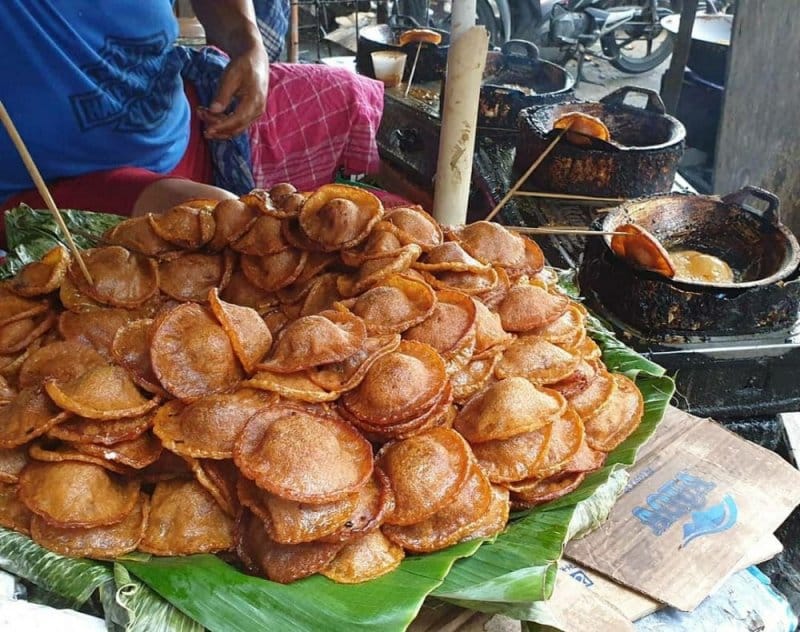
48, 412, 153, 446
245, 369, 339, 403
59, 307, 140, 359
0, 386, 68, 448
0, 311, 56, 355
321, 529, 405, 584
148, 204, 215, 249
337, 243, 422, 298
497, 284, 569, 333
111, 319, 165, 395
150, 303, 244, 401
0, 483, 33, 534
567, 366, 616, 420
377, 427, 471, 527
258, 310, 365, 373
339, 340, 447, 425
529, 304, 587, 349
104, 216, 176, 257
454, 377, 565, 443
232, 214, 290, 256
0, 447, 27, 483
404, 289, 476, 356
234, 406, 373, 503
69, 246, 159, 309
153, 389, 274, 459
10, 246, 69, 297
380, 205, 443, 251
31, 493, 148, 560
207, 198, 259, 251
18, 340, 106, 389
235, 510, 344, 583
18, 461, 140, 528
0, 292, 49, 327
307, 333, 401, 392
237, 475, 357, 544
209, 289, 273, 374
45, 365, 158, 420
471, 423, 552, 483
583, 373, 644, 452
383, 462, 492, 553
158, 251, 233, 303
553, 111, 610, 146
610, 223, 676, 278
74, 432, 163, 469
140, 478, 234, 555
320, 467, 395, 543
241, 248, 308, 292
495, 336, 581, 385
298, 184, 384, 252
342, 274, 436, 336
525, 406, 585, 480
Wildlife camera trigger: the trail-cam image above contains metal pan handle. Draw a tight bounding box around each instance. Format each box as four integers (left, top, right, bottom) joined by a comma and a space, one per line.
722, 185, 781, 225
600, 86, 666, 115
500, 40, 540, 62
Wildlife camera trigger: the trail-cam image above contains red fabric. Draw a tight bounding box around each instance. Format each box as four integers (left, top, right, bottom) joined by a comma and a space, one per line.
249, 63, 384, 191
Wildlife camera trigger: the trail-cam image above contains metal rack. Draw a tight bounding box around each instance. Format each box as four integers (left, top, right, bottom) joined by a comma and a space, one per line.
288, 0, 365, 62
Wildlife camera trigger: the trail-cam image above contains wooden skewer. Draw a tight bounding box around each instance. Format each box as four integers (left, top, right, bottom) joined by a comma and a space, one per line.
508, 226, 626, 237
513, 191, 626, 204
485, 125, 571, 222
0, 100, 93, 285
403, 42, 424, 98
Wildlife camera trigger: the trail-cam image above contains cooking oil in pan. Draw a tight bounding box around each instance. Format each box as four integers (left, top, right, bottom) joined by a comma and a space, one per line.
670, 249, 735, 284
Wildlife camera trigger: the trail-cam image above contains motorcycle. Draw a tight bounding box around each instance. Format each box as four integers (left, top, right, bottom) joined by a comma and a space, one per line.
392, 0, 680, 75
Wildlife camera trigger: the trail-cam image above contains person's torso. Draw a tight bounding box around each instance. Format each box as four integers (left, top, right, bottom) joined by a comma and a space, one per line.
0, 1, 189, 203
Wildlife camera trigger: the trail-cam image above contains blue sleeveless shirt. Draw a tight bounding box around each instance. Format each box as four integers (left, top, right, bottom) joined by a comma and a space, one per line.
0, 1, 189, 203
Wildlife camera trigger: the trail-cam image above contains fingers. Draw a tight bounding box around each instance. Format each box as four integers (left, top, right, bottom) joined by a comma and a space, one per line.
202, 54, 268, 140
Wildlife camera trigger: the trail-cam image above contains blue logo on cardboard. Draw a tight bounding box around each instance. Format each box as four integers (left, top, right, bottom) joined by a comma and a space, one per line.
631, 471, 737, 547
681, 494, 738, 547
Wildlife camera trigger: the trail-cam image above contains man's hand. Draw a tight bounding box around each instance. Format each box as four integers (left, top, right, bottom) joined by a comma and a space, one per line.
191, 0, 269, 139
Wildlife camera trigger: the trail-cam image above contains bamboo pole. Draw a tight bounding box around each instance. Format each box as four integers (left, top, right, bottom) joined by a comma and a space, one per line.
0, 100, 93, 285
431, 21, 489, 225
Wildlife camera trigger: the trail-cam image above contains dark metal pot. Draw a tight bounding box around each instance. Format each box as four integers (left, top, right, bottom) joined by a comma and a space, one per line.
355, 17, 449, 83
476, 41, 574, 129
578, 186, 800, 338
513, 86, 686, 198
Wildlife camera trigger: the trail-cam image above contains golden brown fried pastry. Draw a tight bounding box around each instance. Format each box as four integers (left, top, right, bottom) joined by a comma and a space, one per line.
583, 373, 644, 451
495, 336, 581, 385
342, 274, 436, 336
234, 406, 373, 503
240, 248, 308, 292
497, 284, 570, 333
48, 412, 153, 446
158, 251, 233, 303
59, 307, 140, 360
18, 461, 140, 528
148, 205, 215, 249
0, 483, 33, 534
69, 246, 159, 309
140, 478, 234, 554
209, 289, 273, 374
150, 303, 244, 402
207, 198, 259, 251
0, 447, 28, 483
380, 205, 442, 251
9, 246, 69, 297
0, 386, 69, 448
299, 184, 384, 251
471, 423, 552, 484
18, 340, 107, 389
321, 529, 405, 583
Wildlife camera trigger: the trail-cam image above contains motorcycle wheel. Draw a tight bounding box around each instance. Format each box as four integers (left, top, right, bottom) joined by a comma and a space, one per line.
428, 0, 504, 47
601, 1, 678, 74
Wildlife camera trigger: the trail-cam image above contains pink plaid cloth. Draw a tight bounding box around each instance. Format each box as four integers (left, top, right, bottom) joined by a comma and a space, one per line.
248, 63, 384, 191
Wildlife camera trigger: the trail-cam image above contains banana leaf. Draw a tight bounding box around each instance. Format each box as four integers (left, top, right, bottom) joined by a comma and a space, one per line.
0, 208, 675, 631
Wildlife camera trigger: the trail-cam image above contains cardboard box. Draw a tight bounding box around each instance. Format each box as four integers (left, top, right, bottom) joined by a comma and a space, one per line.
566, 407, 800, 611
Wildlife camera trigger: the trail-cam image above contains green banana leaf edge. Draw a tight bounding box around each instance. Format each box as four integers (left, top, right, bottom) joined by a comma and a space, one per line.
0, 206, 675, 631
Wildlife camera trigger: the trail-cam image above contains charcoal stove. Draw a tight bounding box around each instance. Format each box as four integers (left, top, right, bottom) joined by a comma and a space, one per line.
476, 145, 800, 419
376, 42, 574, 202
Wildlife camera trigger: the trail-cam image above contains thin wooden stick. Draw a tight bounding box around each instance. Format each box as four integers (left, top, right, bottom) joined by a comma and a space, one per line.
513, 191, 626, 204
0, 100, 93, 285
404, 42, 424, 98
485, 125, 570, 222
508, 226, 625, 237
